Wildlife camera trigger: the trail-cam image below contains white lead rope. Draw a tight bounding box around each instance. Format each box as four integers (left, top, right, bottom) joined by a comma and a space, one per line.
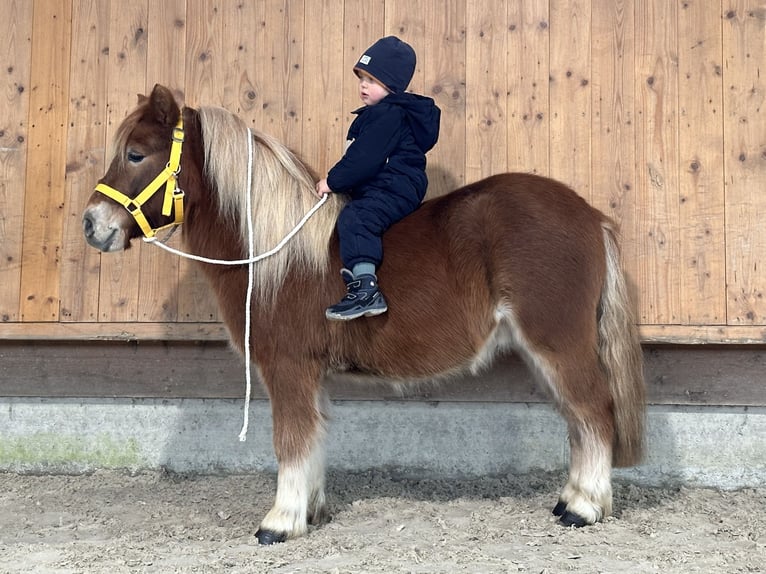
143, 130, 328, 441
239, 129, 256, 442
143, 193, 328, 266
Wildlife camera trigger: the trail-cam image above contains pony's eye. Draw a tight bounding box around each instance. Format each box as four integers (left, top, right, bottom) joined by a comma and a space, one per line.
127, 150, 145, 163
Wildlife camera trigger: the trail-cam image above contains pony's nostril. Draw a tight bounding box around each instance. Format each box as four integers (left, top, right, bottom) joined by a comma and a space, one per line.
82, 213, 95, 237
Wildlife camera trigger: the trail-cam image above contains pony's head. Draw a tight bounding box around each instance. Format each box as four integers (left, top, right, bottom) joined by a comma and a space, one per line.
83, 84, 184, 251
84, 84, 345, 302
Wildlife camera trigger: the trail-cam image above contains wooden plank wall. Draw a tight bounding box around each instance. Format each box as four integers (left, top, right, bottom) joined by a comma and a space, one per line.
3, 341, 766, 406
0, 0, 765, 344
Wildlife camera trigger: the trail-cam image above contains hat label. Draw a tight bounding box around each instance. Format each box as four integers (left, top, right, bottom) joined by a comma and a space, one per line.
359, 55, 371, 65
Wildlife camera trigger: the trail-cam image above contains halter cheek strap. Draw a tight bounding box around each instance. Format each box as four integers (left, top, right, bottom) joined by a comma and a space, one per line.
94, 118, 186, 238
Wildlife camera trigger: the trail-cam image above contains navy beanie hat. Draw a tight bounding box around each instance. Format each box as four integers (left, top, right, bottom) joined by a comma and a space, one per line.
353, 36, 416, 94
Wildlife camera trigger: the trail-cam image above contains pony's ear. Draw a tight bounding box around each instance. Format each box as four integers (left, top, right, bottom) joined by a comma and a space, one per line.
137, 93, 149, 105
148, 84, 180, 127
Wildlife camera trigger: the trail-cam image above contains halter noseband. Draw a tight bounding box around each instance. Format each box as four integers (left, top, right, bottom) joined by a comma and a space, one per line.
94, 117, 186, 238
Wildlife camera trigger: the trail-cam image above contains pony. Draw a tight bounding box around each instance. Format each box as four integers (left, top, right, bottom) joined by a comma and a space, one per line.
83, 84, 645, 544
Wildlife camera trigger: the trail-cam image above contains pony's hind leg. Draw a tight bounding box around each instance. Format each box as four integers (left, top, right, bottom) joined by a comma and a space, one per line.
554, 355, 615, 526
526, 346, 615, 526
553, 409, 614, 526
255, 373, 329, 544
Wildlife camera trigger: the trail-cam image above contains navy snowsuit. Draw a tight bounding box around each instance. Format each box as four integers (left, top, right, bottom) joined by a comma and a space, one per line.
327, 92, 441, 269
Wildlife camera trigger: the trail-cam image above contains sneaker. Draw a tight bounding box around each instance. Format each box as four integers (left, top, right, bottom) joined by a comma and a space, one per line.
326, 269, 388, 321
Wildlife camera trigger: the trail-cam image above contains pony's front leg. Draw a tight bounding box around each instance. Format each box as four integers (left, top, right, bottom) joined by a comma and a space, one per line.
255, 379, 330, 545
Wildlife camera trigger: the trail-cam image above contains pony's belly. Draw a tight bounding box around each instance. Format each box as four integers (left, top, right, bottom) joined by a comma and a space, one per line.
332, 304, 516, 381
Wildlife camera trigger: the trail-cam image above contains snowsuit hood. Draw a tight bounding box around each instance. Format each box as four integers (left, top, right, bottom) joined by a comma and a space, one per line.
384, 92, 441, 153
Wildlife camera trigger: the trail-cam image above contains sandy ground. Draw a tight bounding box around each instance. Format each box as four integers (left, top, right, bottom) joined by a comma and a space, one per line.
0, 469, 764, 574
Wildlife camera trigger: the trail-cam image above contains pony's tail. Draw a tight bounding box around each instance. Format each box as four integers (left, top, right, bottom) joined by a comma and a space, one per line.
598, 220, 646, 467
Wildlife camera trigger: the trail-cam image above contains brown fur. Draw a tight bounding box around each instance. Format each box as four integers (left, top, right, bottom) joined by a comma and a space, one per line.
84, 84, 646, 539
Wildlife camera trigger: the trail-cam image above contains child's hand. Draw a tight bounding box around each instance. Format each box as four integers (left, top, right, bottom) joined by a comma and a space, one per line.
315, 178, 332, 197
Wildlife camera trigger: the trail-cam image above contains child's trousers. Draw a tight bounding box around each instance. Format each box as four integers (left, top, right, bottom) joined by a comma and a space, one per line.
336, 184, 422, 269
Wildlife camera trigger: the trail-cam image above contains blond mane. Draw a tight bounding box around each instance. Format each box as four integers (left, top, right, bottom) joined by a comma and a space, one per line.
197, 106, 344, 301
110, 105, 144, 169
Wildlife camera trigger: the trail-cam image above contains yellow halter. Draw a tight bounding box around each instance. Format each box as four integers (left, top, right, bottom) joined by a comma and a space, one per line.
94, 118, 186, 238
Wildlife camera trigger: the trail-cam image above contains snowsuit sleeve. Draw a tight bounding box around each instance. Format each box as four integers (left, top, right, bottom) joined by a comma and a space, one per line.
326, 105, 405, 193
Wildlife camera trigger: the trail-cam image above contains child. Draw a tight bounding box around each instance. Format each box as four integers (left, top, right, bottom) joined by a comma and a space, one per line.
316, 36, 441, 321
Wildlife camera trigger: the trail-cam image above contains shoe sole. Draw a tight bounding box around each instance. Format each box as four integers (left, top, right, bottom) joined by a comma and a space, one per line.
326, 306, 388, 321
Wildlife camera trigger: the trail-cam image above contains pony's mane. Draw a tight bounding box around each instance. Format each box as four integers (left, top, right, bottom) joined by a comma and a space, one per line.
110, 105, 144, 169
197, 106, 344, 301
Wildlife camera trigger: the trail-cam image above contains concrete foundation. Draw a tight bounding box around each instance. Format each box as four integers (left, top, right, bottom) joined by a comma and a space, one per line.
1, 398, 764, 489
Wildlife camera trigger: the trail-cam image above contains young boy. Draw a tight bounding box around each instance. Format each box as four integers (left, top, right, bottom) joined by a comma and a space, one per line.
316, 36, 441, 321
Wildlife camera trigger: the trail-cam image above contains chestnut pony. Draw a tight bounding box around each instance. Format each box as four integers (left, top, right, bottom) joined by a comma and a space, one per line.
83, 84, 645, 544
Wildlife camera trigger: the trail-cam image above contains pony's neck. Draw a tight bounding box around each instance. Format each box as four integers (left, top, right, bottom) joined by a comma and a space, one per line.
179, 105, 344, 304
176, 107, 245, 263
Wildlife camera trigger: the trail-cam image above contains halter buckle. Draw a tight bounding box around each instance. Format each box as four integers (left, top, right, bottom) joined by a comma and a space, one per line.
172, 125, 185, 143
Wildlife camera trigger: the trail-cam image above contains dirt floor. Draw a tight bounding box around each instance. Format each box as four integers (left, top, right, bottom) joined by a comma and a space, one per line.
0, 469, 764, 574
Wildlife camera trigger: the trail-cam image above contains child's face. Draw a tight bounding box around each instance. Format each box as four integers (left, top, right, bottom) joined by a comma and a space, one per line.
357, 72, 389, 106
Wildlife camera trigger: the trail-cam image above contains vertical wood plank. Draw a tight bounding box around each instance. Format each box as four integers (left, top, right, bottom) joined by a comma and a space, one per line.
245, 0, 271, 129
423, 0, 466, 198
549, 0, 591, 199
146, 0, 187, 109
677, 0, 726, 324
60, 0, 109, 323
221, 0, 257, 120
135, 0, 188, 323
591, 0, 639, 304
591, 0, 636, 216
98, 0, 148, 323
635, 0, 681, 323
723, 1, 766, 324
302, 0, 344, 177
19, 0, 73, 321
184, 0, 225, 106
179, 0, 224, 322
0, 0, 32, 323
465, 0, 507, 183
507, 0, 550, 175
254, 0, 305, 151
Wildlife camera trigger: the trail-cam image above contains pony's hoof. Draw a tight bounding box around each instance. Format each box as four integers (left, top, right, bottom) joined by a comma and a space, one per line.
552, 500, 567, 516
558, 510, 588, 528
255, 528, 287, 545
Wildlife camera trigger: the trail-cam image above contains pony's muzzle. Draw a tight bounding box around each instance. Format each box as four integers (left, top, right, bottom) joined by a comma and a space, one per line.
82, 203, 128, 252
